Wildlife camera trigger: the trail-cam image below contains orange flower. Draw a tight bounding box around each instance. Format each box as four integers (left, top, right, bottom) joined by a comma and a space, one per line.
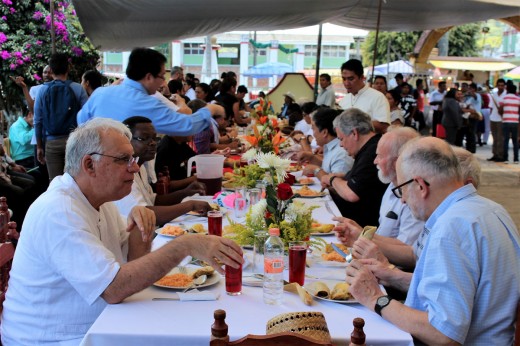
271, 118, 278, 127
243, 135, 258, 146
259, 116, 268, 125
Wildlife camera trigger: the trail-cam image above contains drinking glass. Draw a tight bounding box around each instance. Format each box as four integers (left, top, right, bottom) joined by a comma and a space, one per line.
225, 262, 242, 295
248, 188, 261, 205
288, 241, 308, 286
234, 197, 248, 219
207, 210, 223, 236
252, 230, 269, 273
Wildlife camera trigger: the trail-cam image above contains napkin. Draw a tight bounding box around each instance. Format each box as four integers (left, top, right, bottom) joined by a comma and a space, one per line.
177, 290, 220, 301
284, 283, 314, 306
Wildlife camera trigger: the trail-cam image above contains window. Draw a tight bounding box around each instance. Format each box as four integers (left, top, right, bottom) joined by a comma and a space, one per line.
184, 43, 204, 55
304, 45, 347, 58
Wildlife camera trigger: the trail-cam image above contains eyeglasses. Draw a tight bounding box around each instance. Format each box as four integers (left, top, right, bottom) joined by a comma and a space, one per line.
132, 136, 160, 145
391, 178, 430, 198
155, 74, 166, 80
88, 152, 139, 168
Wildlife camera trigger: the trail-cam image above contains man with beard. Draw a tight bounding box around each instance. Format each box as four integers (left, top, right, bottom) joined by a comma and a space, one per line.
345, 137, 520, 345
114, 116, 211, 225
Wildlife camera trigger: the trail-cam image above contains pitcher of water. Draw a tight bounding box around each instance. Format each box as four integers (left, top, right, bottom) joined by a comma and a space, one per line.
186, 154, 225, 196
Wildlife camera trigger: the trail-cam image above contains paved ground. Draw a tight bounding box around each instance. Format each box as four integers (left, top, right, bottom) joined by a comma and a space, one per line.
471, 142, 520, 230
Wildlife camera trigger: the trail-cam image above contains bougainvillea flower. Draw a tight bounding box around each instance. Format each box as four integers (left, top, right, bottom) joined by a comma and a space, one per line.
0, 32, 7, 44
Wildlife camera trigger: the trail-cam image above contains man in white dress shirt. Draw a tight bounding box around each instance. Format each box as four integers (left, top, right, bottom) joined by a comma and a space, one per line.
115, 116, 213, 225
1, 118, 243, 345
338, 59, 390, 134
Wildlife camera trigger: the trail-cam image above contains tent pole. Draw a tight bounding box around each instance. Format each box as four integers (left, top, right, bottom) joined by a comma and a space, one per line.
50, 0, 56, 54
370, 0, 383, 83
314, 23, 323, 101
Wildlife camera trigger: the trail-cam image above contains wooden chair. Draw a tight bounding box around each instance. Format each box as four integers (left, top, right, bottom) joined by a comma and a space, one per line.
0, 197, 17, 314
210, 309, 365, 346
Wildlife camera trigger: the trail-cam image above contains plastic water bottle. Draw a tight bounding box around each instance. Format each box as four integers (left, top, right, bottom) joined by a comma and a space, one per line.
263, 228, 284, 305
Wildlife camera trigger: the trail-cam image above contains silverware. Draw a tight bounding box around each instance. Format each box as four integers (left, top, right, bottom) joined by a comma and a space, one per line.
182, 274, 207, 293
152, 296, 180, 301
331, 243, 353, 263
324, 201, 337, 218
253, 273, 290, 285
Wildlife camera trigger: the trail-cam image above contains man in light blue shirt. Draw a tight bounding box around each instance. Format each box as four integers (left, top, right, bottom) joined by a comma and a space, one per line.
77, 48, 224, 136
8, 112, 34, 168
345, 137, 520, 345
297, 108, 353, 180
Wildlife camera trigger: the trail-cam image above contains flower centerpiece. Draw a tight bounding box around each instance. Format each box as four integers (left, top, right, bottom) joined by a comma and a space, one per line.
243, 98, 286, 154
226, 153, 325, 249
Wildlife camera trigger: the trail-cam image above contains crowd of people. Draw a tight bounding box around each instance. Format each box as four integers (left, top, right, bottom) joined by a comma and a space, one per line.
0, 49, 518, 345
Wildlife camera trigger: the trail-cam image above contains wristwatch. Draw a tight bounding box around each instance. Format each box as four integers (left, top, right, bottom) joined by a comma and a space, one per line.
375, 295, 393, 316
329, 175, 338, 186
313, 168, 321, 176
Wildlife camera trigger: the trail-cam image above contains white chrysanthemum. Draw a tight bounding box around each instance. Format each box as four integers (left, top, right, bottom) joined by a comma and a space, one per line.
285, 201, 312, 222
255, 152, 291, 182
241, 148, 257, 162
250, 199, 267, 223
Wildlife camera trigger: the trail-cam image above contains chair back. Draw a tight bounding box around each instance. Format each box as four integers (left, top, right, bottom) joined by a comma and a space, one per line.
0, 197, 16, 313
210, 309, 334, 346
515, 301, 520, 346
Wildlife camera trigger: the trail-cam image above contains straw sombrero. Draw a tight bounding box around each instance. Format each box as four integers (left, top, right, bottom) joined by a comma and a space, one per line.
266, 311, 331, 343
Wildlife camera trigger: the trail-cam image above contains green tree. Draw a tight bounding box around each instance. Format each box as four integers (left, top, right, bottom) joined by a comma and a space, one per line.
361, 23, 480, 67
0, 0, 100, 116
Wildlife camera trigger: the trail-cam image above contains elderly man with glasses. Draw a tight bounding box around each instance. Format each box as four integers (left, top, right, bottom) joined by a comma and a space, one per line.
345, 137, 520, 345
1, 118, 243, 345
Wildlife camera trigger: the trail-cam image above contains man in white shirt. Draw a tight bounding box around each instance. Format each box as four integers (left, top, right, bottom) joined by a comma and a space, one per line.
115, 116, 213, 225
315, 73, 336, 108
488, 79, 507, 161
428, 81, 446, 138
1, 118, 243, 345
338, 59, 390, 134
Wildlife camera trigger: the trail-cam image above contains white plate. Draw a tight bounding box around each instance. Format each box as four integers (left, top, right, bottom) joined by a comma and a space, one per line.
304, 280, 358, 304
310, 232, 335, 237
155, 227, 186, 238
153, 267, 220, 290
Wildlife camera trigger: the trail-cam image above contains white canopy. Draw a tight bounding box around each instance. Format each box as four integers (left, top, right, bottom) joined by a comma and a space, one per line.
72, 0, 520, 52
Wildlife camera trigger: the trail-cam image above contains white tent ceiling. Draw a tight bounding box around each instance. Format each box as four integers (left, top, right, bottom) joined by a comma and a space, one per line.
72, 0, 520, 52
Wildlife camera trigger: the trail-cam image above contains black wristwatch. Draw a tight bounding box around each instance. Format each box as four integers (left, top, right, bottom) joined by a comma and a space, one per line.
329, 175, 338, 186
375, 295, 393, 316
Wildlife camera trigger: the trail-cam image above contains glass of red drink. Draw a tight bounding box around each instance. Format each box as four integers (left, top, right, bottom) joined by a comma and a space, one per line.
225, 262, 242, 295
207, 210, 223, 236
289, 241, 308, 286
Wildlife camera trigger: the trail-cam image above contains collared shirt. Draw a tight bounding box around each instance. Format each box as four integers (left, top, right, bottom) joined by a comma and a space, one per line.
405, 184, 520, 344
464, 93, 482, 113
339, 84, 390, 124
114, 165, 156, 219
294, 119, 311, 134
322, 137, 353, 174
8, 116, 34, 161
77, 78, 212, 136
428, 89, 446, 111
1, 173, 128, 345
316, 86, 336, 108
376, 183, 424, 245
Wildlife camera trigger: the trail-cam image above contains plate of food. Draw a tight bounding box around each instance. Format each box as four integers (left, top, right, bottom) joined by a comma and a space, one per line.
304, 280, 357, 304
156, 224, 187, 238
312, 243, 350, 267
186, 203, 221, 216
293, 186, 326, 198
293, 177, 316, 186
154, 266, 219, 290
309, 222, 335, 236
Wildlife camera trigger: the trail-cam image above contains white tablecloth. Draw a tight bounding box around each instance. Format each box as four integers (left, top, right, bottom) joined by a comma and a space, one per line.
81, 180, 412, 346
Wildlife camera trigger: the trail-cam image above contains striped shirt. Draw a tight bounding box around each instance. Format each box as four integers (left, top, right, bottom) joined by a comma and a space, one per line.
501, 94, 520, 123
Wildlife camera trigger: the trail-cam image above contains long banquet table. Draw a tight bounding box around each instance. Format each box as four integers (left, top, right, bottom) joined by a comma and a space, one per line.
81, 182, 413, 346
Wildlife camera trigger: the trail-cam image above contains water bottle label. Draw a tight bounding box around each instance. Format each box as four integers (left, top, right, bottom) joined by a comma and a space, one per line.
264, 258, 283, 274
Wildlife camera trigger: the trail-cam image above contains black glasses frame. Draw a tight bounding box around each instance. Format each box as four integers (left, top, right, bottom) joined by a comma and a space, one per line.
392, 178, 430, 198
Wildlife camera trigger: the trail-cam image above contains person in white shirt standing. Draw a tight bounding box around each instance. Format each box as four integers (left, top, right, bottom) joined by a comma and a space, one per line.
488, 79, 507, 161
338, 59, 390, 134
315, 73, 336, 108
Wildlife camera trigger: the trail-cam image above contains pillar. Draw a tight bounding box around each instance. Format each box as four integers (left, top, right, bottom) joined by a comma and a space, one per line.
240, 34, 249, 88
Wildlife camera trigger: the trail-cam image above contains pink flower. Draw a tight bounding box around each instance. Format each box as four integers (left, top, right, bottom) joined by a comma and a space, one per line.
0, 32, 7, 44
33, 74, 42, 81
1, 16, 6, 21
33, 11, 43, 20
13, 51, 22, 58
36, 40, 42, 46
36, 54, 43, 58
0, 50, 10, 60
25, 43, 31, 49
71, 46, 83, 57
16, 59, 23, 66
23, 56, 31, 62
9, 63, 16, 70
2, 0, 13, 5
71, 9, 76, 15
9, 8, 15, 14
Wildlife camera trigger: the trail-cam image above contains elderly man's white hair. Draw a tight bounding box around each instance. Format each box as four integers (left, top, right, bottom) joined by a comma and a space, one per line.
65, 118, 132, 177
451, 146, 481, 189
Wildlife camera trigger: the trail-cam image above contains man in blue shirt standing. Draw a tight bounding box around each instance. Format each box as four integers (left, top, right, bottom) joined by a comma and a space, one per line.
345, 137, 520, 345
77, 48, 224, 136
